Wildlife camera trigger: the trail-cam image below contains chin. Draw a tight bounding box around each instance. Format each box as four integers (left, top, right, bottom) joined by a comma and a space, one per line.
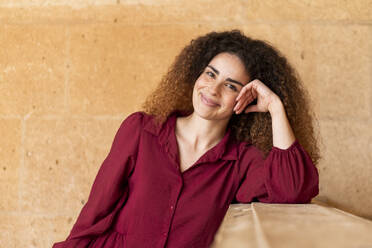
193, 106, 232, 121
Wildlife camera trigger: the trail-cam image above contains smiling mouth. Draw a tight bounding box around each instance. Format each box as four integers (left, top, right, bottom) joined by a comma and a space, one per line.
200, 93, 220, 107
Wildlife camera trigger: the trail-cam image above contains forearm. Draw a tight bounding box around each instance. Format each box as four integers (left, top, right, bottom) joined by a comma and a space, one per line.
268, 98, 296, 149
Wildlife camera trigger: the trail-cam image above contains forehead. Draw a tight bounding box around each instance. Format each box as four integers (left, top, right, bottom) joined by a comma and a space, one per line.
208, 53, 250, 83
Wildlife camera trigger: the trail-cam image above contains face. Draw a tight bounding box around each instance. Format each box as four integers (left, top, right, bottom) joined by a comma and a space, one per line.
192, 52, 250, 121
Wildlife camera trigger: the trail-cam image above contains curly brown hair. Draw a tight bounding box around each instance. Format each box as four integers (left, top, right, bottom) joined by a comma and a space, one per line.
141, 30, 321, 166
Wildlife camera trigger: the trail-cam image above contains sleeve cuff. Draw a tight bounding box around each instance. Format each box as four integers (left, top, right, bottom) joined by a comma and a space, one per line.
271, 139, 300, 152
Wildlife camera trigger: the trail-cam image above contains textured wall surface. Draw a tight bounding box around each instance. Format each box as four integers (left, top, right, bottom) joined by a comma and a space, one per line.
0, 0, 371, 247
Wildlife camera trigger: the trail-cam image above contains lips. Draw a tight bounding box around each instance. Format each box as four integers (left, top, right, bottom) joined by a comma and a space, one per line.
200, 93, 220, 107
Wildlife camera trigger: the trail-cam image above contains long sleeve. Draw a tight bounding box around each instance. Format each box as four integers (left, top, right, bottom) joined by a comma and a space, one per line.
52, 112, 144, 248
234, 140, 319, 204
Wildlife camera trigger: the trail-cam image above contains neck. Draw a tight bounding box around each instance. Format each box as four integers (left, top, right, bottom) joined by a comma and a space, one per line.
175, 112, 229, 151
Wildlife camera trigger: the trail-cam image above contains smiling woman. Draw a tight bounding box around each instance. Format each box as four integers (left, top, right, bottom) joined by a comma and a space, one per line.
143, 30, 320, 160
192, 52, 250, 121
53, 30, 320, 248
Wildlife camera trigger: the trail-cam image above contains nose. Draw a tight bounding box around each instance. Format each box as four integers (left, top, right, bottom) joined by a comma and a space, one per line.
207, 82, 221, 96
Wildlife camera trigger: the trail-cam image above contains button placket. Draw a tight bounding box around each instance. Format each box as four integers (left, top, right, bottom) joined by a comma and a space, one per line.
161, 184, 182, 246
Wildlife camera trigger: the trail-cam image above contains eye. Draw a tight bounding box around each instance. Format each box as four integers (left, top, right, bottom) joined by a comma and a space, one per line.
206, 71, 215, 78
225, 83, 238, 92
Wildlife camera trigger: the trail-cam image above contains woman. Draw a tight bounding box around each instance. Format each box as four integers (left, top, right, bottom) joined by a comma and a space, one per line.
53, 30, 320, 248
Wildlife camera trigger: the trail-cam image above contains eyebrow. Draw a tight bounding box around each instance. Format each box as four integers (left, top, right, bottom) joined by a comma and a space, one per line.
207, 65, 245, 87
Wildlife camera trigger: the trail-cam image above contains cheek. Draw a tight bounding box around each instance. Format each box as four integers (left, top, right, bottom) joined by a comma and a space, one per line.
192, 82, 201, 102
194, 78, 206, 88
192, 82, 199, 96
222, 92, 239, 109
193, 79, 206, 95
226, 97, 236, 108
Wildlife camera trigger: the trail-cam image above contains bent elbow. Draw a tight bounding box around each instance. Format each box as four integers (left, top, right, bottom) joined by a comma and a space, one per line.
284, 185, 319, 204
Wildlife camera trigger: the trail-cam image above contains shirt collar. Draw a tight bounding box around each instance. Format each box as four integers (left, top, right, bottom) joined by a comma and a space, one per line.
143, 111, 239, 161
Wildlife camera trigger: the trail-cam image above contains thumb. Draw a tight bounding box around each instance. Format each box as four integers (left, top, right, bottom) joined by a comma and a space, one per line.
244, 105, 259, 113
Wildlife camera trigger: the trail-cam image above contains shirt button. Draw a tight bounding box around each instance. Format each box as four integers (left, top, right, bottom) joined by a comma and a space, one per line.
170, 205, 174, 210
163, 232, 167, 237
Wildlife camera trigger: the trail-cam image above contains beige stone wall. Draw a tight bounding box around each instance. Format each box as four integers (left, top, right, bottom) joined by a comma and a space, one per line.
0, 1, 371, 247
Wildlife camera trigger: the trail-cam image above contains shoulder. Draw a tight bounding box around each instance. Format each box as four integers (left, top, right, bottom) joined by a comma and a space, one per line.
123, 111, 146, 121
121, 111, 167, 136
115, 112, 146, 136
109, 112, 150, 153
120, 111, 154, 127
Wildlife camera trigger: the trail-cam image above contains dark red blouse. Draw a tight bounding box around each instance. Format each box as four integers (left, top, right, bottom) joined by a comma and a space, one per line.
52, 111, 319, 248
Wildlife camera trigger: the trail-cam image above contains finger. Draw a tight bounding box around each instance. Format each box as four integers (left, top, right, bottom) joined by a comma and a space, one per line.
236, 88, 247, 102
234, 100, 241, 113
236, 94, 254, 112
233, 99, 240, 111
234, 89, 256, 112
236, 83, 253, 101
237, 98, 249, 114
238, 91, 253, 106
246, 96, 254, 105
246, 91, 254, 100
233, 101, 241, 112
251, 87, 258, 98
242, 96, 252, 109
238, 91, 252, 106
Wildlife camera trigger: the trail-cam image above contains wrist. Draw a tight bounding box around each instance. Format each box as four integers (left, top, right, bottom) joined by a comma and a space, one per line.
268, 97, 284, 115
